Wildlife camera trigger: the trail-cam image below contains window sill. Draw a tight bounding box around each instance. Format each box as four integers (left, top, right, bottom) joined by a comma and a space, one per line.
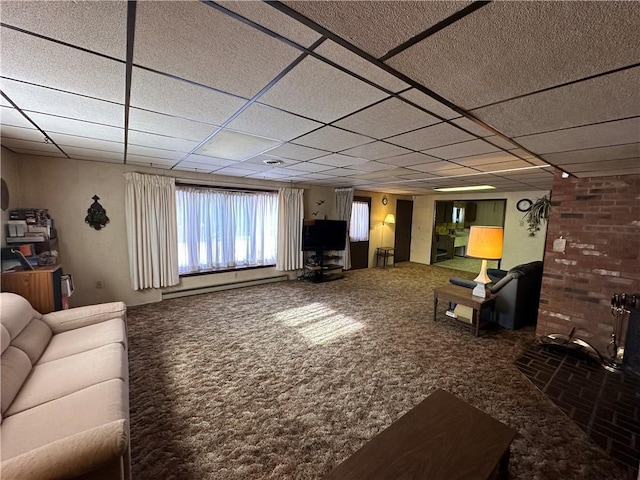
179, 264, 276, 278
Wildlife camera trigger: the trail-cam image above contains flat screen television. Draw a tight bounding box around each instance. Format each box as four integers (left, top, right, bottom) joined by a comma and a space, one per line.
302, 219, 347, 252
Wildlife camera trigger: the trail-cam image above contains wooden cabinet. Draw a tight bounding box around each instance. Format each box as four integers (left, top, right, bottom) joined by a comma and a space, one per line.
1, 265, 63, 313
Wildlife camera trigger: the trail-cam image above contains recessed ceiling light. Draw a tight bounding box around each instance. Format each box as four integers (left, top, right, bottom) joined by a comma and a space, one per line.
263, 159, 284, 165
434, 185, 496, 192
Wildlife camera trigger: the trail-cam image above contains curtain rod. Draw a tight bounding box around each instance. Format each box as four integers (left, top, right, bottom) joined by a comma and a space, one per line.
175, 181, 277, 194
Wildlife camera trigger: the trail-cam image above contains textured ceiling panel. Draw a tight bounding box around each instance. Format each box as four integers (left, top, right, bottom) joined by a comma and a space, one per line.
294, 126, 371, 151
285, 161, 333, 173
1, 79, 124, 126
541, 143, 640, 166
387, 123, 475, 151
1, 27, 125, 103
127, 146, 185, 161
195, 129, 281, 161
451, 117, 493, 137
423, 139, 501, 159
284, 1, 471, 59
399, 89, 461, 120
485, 135, 519, 150
1, 137, 62, 154
309, 154, 367, 168
258, 56, 388, 123
1, 106, 35, 129
515, 118, 640, 155
0, 1, 127, 59
134, 1, 301, 98
127, 156, 175, 169
572, 167, 640, 178
473, 68, 640, 137
226, 104, 322, 142
315, 41, 408, 93
130, 68, 246, 126
1, 124, 45, 143
345, 161, 396, 173
64, 147, 124, 163
185, 154, 239, 168
129, 108, 217, 142
340, 141, 411, 161
48, 132, 124, 153
334, 97, 439, 139
128, 131, 200, 153
221, 1, 321, 48
473, 160, 535, 172
265, 143, 329, 161
389, 1, 640, 109
378, 152, 441, 167
453, 152, 523, 168
27, 112, 124, 144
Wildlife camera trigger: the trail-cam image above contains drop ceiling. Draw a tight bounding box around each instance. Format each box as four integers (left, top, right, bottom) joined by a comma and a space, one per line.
1, 0, 638, 195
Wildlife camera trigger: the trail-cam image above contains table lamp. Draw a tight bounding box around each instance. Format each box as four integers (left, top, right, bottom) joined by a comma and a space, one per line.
466, 226, 503, 298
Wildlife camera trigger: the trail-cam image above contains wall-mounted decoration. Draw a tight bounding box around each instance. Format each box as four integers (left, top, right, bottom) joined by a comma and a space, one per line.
516, 198, 533, 212
1, 178, 9, 211
316, 200, 325, 206
382, 196, 388, 205
85, 195, 110, 230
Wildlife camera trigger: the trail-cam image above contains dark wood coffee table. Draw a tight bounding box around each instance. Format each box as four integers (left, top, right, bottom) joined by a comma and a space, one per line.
322, 388, 516, 480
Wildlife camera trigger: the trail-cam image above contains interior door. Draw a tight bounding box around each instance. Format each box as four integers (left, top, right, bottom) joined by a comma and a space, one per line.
394, 199, 413, 263
350, 196, 371, 270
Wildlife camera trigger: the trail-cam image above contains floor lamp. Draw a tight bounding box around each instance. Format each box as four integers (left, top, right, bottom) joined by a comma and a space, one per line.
466, 226, 503, 298
380, 213, 395, 246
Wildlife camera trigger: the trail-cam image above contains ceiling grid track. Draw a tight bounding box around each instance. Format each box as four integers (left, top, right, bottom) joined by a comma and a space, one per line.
123, 0, 137, 164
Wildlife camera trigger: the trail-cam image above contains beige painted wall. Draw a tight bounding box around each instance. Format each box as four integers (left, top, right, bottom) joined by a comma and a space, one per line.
1, 147, 22, 246
411, 190, 549, 271
12, 153, 326, 307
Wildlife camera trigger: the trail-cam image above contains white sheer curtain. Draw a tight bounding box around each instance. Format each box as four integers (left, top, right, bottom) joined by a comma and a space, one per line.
176, 187, 278, 274
276, 187, 304, 271
350, 201, 369, 242
335, 187, 354, 270
124, 172, 179, 290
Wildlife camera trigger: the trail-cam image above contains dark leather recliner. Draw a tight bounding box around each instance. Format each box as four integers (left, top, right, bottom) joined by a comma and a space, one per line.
450, 261, 544, 329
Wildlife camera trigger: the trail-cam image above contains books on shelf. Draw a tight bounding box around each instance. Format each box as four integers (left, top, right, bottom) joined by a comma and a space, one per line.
6, 235, 47, 243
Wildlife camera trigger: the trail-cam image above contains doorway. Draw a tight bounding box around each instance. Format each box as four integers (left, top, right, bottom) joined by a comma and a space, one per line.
394, 199, 413, 263
431, 199, 506, 273
350, 196, 371, 270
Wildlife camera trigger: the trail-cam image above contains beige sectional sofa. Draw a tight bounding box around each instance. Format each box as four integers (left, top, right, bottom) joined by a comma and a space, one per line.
0, 292, 131, 480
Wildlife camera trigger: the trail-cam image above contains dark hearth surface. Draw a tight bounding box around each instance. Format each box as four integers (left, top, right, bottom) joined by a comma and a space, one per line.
516, 343, 639, 479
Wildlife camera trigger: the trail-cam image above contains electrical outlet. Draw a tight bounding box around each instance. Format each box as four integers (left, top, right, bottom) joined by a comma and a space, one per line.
95, 280, 104, 289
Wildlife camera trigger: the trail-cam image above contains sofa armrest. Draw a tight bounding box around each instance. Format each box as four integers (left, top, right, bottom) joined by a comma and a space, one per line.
1, 420, 129, 480
42, 302, 127, 334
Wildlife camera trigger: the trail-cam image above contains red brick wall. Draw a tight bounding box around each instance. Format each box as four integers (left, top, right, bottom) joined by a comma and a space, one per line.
536, 171, 640, 355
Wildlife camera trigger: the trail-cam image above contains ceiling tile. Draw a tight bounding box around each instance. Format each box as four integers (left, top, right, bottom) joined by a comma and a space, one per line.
340, 141, 411, 161
226, 103, 322, 141
26, 112, 124, 143
127, 157, 175, 169
318, 167, 359, 177
1, 78, 124, 126
573, 167, 640, 178
515, 118, 640, 154
310, 154, 367, 168
258, 56, 388, 123
334, 97, 439, 139
266, 143, 329, 161
378, 152, 441, 167
294, 126, 371, 151
128, 131, 200, 153
423, 139, 501, 159
127, 145, 184, 161
48, 132, 124, 153
7, 147, 66, 158
407, 161, 459, 173
130, 68, 246, 126
1, 137, 63, 154
134, 1, 301, 98
560, 158, 640, 174
485, 135, 519, 150
285, 1, 471, 59
344, 161, 397, 173
213, 166, 256, 177
451, 117, 493, 137
1, 27, 125, 103
315, 40, 409, 93
1, 1, 127, 59
182, 154, 239, 168
541, 143, 640, 166
195, 129, 281, 161
64, 147, 124, 163
453, 152, 522, 167
474, 160, 536, 172
1, 124, 45, 143
172, 164, 214, 174
129, 108, 217, 141
220, 1, 321, 48
387, 123, 474, 151
399, 89, 461, 120
1, 106, 35, 129
473, 67, 640, 137
388, 1, 640, 109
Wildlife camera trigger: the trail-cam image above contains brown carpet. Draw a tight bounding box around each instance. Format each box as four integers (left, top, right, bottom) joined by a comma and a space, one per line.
127, 262, 626, 479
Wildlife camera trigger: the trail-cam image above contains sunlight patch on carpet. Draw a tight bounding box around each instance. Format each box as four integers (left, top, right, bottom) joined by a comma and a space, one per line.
275, 302, 363, 345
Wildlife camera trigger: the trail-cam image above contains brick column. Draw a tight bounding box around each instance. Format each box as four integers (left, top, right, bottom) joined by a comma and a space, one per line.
536, 171, 640, 356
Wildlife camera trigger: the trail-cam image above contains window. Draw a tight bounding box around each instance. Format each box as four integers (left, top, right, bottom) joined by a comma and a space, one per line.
350, 200, 369, 242
176, 186, 278, 274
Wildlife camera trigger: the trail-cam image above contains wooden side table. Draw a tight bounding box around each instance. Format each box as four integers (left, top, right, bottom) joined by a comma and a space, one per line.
433, 284, 497, 337
375, 247, 395, 268
1, 265, 63, 314
322, 388, 516, 480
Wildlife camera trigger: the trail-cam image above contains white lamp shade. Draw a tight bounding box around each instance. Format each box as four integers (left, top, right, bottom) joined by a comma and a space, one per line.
466, 226, 503, 260
384, 213, 395, 224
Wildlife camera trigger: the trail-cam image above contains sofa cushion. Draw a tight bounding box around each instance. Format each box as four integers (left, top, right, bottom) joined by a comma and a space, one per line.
1, 420, 128, 480
0, 293, 42, 350
11, 318, 52, 365
1, 378, 128, 461
37, 318, 127, 364
6, 343, 128, 417
1, 346, 32, 416
1, 324, 10, 354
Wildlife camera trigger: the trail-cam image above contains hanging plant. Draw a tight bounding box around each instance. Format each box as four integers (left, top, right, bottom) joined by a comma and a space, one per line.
524, 195, 550, 237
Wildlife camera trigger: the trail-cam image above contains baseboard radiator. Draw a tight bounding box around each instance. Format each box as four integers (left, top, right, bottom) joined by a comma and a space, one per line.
162, 275, 289, 300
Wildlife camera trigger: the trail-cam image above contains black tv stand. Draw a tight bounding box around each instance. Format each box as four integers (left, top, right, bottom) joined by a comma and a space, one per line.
304, 250, 343, 283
